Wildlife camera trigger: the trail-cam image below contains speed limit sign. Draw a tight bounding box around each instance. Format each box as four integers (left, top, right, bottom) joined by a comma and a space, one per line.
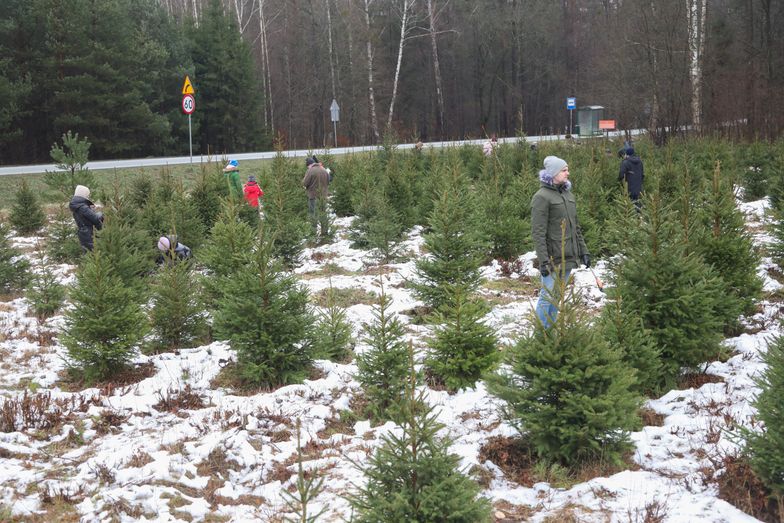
182, 94, 195, 115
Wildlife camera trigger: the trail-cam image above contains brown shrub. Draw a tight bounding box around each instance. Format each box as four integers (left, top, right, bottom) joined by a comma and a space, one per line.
716, 454, 782, 523
154, 385, 206, 415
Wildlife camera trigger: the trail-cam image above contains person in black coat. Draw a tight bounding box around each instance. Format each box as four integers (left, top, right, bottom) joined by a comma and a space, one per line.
69, 185, 103, 252
618, 147, 644, 210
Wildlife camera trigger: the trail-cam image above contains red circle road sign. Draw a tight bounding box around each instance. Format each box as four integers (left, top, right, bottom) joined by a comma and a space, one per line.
182, 94, 195, 115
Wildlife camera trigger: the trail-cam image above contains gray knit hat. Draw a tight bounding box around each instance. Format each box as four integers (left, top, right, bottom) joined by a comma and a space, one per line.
543, 156, 567, 178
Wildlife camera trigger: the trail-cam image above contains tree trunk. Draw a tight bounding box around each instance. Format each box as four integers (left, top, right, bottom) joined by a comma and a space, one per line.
326, 0, 337, 101
427, 0, 445, 136
258, 0, 274, 133
363, 0, 380, 142
687, 0, 707, 129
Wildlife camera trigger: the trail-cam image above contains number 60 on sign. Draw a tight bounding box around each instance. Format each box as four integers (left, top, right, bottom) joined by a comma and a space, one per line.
182, 94, 195, 115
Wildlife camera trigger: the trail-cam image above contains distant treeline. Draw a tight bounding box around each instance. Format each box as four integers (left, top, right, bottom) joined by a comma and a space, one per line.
2, 0, 783, 164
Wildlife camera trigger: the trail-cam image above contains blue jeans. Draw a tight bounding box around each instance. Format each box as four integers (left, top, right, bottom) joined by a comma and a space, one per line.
535, 268, 571, 328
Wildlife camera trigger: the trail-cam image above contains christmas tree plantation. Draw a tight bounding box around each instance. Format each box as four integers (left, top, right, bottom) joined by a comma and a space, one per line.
149, 260, 207, 352
9, 180, 46, 235
311, 282, 354, 362
0, 224, 30, 295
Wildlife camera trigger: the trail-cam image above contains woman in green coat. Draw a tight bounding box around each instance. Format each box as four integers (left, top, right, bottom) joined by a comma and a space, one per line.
530, 155, 590, 327
222, 160, 243, 198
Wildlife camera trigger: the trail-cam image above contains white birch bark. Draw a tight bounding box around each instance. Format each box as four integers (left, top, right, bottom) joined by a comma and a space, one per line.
427, 0, 445, 133
687, 0, 707, 128
363, 0, 380, 142
386, 0, 410, 131
326, 0, 337, 101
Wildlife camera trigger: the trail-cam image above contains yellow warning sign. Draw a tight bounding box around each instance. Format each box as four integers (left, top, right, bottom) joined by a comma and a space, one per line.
182, 75, 195, 95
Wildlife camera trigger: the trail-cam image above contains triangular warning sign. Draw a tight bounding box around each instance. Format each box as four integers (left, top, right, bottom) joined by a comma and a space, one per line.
182, 75, 195, 95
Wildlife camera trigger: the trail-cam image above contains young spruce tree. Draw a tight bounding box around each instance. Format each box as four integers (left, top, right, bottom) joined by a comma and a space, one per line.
0, 224, 29, 295
311, 281, 354, 362
350, 346, 492, 522
426, 286, 499, 392
739, 335, 784, 498
149, 261, 207, 352
355, 279, 410, 421
10, 180, 46, 235
46, 205, 82, 264
610, 193, 727, 387
63, 249, 147, 382
26, 251, 66, 320
413, 168, 488, 312
487, 273, 640, 466
212, 222, 314, 388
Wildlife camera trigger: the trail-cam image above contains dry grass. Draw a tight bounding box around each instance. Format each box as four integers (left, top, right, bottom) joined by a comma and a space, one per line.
492, 500, 536, 522
311, 287, 377, 308
58, 361, 157, 392
300, 262, 352, 279
716, 454, 782, 523
677, 372, 725, 389
126, 449, 154, 468
153, 384, 207, 415
639, 407, 665, 427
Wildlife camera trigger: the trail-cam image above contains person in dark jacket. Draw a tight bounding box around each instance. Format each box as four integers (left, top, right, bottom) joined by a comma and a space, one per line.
69, 185, 103, 252
531, 156, 590, 328
156, 236, 192, 264
302, 156, 331, 238
618, 147, 644, 210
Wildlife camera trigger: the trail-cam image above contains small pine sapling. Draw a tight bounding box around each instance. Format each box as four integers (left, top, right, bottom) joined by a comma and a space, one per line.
487, 271, 641, 467
26, 250, 66, 320
0, 224, 30, 295
349, 344, 491, 522
365, 191, 405, 263
44, 131, 95, 197
10, 180, 46, 235
149, 260, 207, 352
739, 335, 784, 498
311, 280, 354, 362
426, 286, 499, 392
62, 249, 147, 382
93, 215, 155, 300
263, 146, 309, 266
281, 419, 327, 523
355, 278, 410, 421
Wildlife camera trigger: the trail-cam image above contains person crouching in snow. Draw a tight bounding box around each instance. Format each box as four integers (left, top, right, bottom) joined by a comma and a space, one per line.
243, 175, 263, 208
530, 156, 590, 328
69, 185, 103, 252
156, 235, 192, 265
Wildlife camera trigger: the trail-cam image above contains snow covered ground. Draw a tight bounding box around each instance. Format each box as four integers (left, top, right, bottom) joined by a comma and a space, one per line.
0, 201, 781, 522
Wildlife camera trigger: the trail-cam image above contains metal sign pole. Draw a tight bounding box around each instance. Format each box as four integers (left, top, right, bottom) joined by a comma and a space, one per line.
188, 114, 193, 164
333, 120, 337, 148
569, 111, 572, 137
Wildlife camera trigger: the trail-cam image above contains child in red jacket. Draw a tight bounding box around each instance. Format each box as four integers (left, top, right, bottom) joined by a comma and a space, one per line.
243, 175, 263, 207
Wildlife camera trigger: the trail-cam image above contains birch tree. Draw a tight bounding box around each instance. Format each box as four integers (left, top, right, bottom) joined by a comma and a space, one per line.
427, 0, 445, 134
687, 0, 707, 129
362, 0, 380, 142
386, 0, 412, 131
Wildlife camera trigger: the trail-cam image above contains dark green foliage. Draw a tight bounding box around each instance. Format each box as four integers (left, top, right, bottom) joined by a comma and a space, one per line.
63, 249, 147, 383
365, 191, 406, 263
610, 195, 726, 388
413, 168, 489, 311
487, 275, 640, 466
355, 281, 410, 421
426, 287, 499, 391
46, 206, 82, 264
741, 141, 775, 202
93, 216, 155, 299
696, 163, 762, 320
9, 180, 46, 235
740, 335, 784, 496
477, 170, 532, 260
311, 283, 354, 362
262, 149, 308, 267
149, 261, 207, 352
190, 166, 230, 232
772, 210, 784, 267
212, 224, 314, 388
598, 299, 661, 395
137, 175, 207, 251
329, 154, 357, 217
44, 131, 95, 197
25, 254, 66, 320
199, 200, 255, 306
0, 224, 29, 295
350, 350, 492, 523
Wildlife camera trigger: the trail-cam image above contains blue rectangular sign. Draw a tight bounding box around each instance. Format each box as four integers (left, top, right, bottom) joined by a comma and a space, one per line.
567, 97, 576, 110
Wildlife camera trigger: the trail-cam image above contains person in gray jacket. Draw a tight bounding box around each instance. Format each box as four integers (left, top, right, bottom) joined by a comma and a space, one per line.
302, 156, 331, 238
530, 156, 590, 327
